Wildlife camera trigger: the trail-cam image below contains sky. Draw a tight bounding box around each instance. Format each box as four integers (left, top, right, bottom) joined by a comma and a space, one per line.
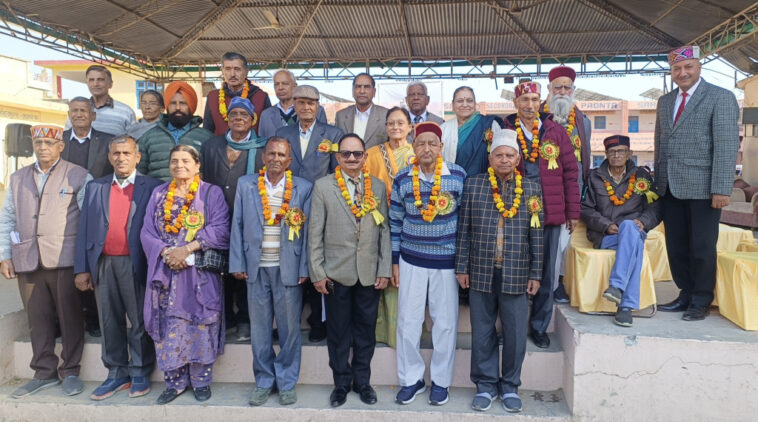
0, 33, 748, 104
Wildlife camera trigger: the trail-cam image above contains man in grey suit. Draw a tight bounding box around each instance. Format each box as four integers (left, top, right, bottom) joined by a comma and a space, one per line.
335, 73, 389, 150
308, 134, 391, 408
230, 137, 312, 406
275, 84, 343, 342
654, 45, 740, 321
406, 81, 445, 125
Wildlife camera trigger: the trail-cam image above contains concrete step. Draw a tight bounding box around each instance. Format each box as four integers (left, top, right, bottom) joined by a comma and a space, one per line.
0, 380, 572, 422
13, 331, 564, 391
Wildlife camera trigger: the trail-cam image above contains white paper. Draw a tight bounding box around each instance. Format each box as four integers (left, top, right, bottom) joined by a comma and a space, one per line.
185, 253, 195, 266
10, 231, 20, 244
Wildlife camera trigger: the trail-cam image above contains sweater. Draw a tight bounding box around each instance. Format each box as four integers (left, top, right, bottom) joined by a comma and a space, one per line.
136, 115, 213, 181
389, 162, 466, 269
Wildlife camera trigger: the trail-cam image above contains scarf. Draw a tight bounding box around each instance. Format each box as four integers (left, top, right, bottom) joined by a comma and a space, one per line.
225, 130, 267, 174
457, 112, 481, 154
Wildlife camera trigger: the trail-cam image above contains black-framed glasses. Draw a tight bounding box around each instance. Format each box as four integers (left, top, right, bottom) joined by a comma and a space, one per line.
339, 150, 365, 159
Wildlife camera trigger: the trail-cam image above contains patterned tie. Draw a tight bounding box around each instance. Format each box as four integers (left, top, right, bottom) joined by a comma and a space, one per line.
351, 177, 362, 208
674, 92, 687, 125
413, 115, 422, 125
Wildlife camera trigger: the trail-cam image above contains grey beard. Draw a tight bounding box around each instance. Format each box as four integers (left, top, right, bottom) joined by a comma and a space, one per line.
548, 95, 574, 127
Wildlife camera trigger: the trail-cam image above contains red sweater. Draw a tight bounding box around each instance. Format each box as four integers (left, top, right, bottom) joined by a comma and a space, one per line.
103, 182, 133, 256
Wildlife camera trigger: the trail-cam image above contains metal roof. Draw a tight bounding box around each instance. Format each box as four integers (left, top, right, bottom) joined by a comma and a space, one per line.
1, 0, 757, 79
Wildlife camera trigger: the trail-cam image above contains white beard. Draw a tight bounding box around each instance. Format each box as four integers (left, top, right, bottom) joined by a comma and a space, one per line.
548, 94, 574, 127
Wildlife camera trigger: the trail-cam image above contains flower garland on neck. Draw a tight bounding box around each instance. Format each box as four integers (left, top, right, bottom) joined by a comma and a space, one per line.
258, 167, 293, 225
488, 168, 523, 219
335, 166, 374, 219
603, 173, 636, 206
164, 175, 200, 233
218, 80, 251, 121
412, 155, 443, 223
515, 113, 540, 163
544, 103, 581, 161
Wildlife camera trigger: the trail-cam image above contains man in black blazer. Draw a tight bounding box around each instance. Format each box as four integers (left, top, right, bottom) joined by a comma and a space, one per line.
74, 135, 162, 401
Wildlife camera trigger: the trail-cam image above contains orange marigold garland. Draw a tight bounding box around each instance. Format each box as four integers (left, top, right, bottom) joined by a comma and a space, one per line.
334, 166, 384, 224
164, 175, 200, 234
412, 155, 444, 223
488, 167, 523, 219
603, 173, 636, 206
258, 168, 293, 225
544, 104, 581, 162
515, 113, 540, 163
218, 80, 251, 122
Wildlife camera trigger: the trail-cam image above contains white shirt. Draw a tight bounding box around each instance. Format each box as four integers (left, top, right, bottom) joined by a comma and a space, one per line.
264, 172, 286, 193
672, 77, 702, 122
410, 111, 428, 124
299, 123, 314, 159
419, 161, 451, 182
276, 102, 294, 114
70, 128, 92, 144
519, 117, 543, 141
355, 105, 373, 123
112, 169, 137, 189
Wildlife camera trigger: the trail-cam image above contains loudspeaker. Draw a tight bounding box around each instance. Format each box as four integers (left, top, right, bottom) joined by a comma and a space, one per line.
4, 123, 33, 157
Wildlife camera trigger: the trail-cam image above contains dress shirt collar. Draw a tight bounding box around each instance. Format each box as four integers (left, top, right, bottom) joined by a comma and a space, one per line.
34, 158, 60, 175
265, 172, 286, 191
418, 160, 451, 182
112, 169, 137, 188
299, 123, 314, 137
678, 77, 702, 98
277, 102, 294, 114
355, 104, 373, 122
90, 95, 114, 109
70, 128, 92, 144
410, 111, 428, 123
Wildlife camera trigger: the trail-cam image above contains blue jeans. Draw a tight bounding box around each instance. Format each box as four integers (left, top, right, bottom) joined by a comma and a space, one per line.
248, 266, 303, 391
600, 220, 646, 309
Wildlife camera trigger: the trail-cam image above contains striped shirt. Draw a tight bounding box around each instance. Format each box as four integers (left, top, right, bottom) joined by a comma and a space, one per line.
260, 174, 284, 267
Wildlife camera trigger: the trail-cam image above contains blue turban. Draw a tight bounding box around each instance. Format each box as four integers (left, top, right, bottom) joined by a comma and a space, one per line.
228, 96, 255, 117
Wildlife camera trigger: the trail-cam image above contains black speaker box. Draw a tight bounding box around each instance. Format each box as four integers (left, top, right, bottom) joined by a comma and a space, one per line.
4, 123, 33, 157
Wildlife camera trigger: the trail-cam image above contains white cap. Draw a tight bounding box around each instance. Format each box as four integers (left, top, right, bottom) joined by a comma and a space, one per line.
490, 129, 519, 154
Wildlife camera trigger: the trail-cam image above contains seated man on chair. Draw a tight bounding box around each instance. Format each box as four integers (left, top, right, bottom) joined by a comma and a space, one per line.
580, 135, 661, 326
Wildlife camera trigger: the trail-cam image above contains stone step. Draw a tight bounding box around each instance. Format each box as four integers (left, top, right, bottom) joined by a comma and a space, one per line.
0, 380, 572, 422
13, 331, 564, 391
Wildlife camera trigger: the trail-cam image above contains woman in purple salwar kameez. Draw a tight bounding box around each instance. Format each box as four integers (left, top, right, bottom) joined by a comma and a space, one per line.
141, 145, 230, 404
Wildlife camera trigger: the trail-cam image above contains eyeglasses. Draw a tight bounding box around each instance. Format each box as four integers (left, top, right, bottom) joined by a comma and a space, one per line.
553, 85, 573, 91
33, 140, 61, 148
607, 149, 629, 156
338, 150, 365, 159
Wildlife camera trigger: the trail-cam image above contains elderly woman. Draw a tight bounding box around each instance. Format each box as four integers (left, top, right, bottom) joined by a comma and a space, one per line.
366, 106, 415, 348
141, 144, 230, 404
128, 89, 165, 140
581, 135, 661, 327
441, 86, 503, 176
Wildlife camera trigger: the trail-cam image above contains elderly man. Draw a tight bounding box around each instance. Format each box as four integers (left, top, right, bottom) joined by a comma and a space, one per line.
389, 122, 466, 406
0, 125, 92, 398
582, 135, 661, 326
258, 69, 327, 139
456, 129, 543, 414
277, 85, 343, 342
63, 96, 116, 179
308, 133, 391, 408
405, 82, 444, 125
335, 73, 389, 150
74, 135, 162, 400
201, 96, 265, 341
654, 46, 740, 321
204, 52, 271, 135
65, 65, 135, 136
505, 81, 579, 349
230, 137, 312, 407
138, 81, 213, 181
543, 66, 592, 304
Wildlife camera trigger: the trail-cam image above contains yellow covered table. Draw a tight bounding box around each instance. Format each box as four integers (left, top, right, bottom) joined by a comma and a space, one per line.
717, 224, 754, 252
646, 228, 673, 281
715, 252, 758, 330
737, 240, 758, 252
565, 222, 657, 313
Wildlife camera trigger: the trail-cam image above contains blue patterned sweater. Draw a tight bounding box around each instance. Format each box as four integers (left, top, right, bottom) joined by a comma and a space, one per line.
390, 162, 466, 269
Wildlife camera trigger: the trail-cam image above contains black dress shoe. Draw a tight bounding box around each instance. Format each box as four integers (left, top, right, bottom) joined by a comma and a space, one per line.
529, 331, 550, 349
329, 385, 350, 407
193, 386, 212, 401
309, 326, 327, 342
156, 388, 184, 404
682, 305, 709, 321
353, 383, 377, 405
658, 296, 690, 312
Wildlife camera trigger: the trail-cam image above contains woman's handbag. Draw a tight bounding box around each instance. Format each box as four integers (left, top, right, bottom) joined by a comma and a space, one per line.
194, 186, 229, 274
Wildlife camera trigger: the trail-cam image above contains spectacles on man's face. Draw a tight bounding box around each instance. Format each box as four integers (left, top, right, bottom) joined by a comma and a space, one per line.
606, 149, 629, 156
33, 140, 61, 148
339, 150, 365, 159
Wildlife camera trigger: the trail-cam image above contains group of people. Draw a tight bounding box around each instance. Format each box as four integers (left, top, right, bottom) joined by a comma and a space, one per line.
0, 44, 739, 414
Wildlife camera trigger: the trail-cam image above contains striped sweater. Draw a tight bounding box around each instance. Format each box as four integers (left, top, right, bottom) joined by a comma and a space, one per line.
390, 161, 466, 269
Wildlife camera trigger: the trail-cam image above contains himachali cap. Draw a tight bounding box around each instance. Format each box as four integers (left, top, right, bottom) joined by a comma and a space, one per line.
668, 45, 700, 65
292, 85, 320, 100
414, 121, 442, 140
603, 135, 630, 150
490, 129, 519, 154
30, 124, 63, 142
515, 81, 540, 98
548, 65, 576, 82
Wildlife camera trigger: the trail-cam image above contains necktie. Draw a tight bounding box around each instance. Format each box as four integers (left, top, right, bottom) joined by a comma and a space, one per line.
674, 92, 687, 125
351, 178, 362, 208
413, 115, 422, 125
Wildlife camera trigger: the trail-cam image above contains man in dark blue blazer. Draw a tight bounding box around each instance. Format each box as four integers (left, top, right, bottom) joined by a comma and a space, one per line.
74, 134, 162, 401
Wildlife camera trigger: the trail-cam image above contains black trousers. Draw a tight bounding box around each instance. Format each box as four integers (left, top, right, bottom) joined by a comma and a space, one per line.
304, 281, 325, 330
224, 273, 249, 327
324, 281, 380, 387
662, 194, 721, 307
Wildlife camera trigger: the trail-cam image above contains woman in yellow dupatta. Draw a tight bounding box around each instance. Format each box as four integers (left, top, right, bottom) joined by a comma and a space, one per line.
366, 106, 415, 347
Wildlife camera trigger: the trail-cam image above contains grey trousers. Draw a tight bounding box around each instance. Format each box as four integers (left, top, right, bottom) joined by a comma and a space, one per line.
94, 255, 154, 379
469, 268, 528, 396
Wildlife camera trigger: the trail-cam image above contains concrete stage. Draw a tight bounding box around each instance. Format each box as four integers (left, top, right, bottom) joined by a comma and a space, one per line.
0, 277, 756, 421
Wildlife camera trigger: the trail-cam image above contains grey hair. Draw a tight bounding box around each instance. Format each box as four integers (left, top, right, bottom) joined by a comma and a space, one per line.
274, 69, 297, 83
406, 81, 428, 96
69, 96, 95, 112
108, 134, 138, 152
